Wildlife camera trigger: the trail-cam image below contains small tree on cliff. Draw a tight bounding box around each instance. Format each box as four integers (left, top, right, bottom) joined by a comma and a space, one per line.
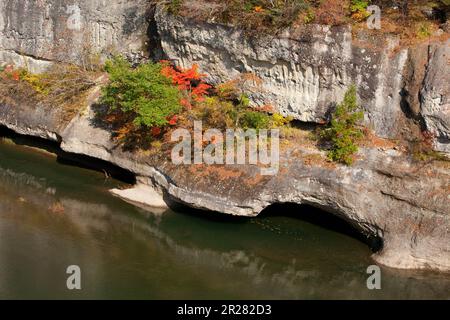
320, 85, 365, 165
101, 56, 182, 129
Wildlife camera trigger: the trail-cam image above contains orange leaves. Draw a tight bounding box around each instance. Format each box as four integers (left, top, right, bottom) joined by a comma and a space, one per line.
216, 73, 263, 101
161, 62, 207, 91
181, 64, 205, 81
255, 104, 275, 113
254, 6, 264, 13
192, 83, 211, 102
180, 98, 192, 110
115, 122, 135, 141
161, 63, 187, 89
160, 61, 211, 109
168, 115, 178, 126
151, 127, 162, 137
11, 71, 20, 81
1, 64, 21, 81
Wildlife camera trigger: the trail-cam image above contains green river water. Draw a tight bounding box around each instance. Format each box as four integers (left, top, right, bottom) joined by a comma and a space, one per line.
0, 134, 449, 300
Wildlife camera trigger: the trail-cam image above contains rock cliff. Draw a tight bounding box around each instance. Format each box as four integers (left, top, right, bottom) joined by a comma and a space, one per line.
0, 2, 449, 272
1, 2, 448, 152
0, 0, 150, 72
1, 87, 449, 272
155, 7, 450, 154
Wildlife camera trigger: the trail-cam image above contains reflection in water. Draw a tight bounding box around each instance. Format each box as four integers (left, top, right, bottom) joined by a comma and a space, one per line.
0, 136, 449, 300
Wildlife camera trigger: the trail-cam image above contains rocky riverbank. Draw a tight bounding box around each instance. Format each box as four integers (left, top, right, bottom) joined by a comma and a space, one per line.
1, 87, 449, 271
0, 1, 449, 272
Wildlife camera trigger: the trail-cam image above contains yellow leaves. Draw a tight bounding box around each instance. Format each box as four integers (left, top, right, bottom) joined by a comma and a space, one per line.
254, 6, 264, 13
351, 10, 370, 22
48, 202, 65, 214
20, 71, 50, 95
272, 113, 293, 128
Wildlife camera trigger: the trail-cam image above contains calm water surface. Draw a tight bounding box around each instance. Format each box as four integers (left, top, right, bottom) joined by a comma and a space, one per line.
0, 135, 449, 300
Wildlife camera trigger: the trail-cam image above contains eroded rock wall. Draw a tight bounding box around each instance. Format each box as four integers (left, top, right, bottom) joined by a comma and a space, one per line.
0, 0, 150, 72
155, 7, 449, 154
0, 2, 449, 271
0, 3, 448, 152
420, 42, 450, 154
1, 91, 449, 272
1, 3, 449, 152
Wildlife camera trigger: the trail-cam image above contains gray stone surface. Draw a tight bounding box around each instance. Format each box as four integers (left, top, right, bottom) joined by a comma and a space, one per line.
1, 95, 449, 272
0, 0, 150, 72
155, 7, 449, 154
420, 40, 450, 154
1, 2, 449, 272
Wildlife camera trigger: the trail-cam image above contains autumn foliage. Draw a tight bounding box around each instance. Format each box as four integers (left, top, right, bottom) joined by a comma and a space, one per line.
99, 56, 294, 151
100, 56, 183, 142
0, 65, 20, 81
161, 61, 212, 109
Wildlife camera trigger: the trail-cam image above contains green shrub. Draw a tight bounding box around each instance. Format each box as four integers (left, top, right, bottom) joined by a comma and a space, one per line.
195, 96, 236, 130
240, 110, 272, 130
167, 0, 183, 14
195, 94, 292, 132
417, 23, 432, 38
350, 0, 371, 21
303, 8, 316, 24
320, 85, 364, 165
101, 56, 182, 129
350, 0, 370, 13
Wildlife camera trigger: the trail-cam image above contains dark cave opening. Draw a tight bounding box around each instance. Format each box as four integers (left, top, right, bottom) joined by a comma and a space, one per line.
169, 200, 384, 254
1, 125, 383, 254
258, 202, 384, 253
0, 125, 136, 185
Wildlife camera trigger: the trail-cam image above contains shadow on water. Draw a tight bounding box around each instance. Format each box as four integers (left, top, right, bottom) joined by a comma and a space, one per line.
1, 128, 450, 299
168, 202, 252, 224
258, 203, 384, 253
0, 125, 136, 184
1, 124, 383, 253
167, 200, 383, 255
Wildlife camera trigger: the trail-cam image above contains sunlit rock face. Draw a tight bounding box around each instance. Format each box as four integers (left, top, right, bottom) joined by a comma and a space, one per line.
155, 8, 401, 133
0, 0, 150, 72
0, 2, 448, 153
155, 7, 449, 154
0, 2, 449, 272
420, 40, 450, 154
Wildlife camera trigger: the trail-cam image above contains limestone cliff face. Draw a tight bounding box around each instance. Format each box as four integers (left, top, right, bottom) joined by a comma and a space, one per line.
0, 0, 150, 72
154, 7, 450, 154
0, 2, 450, 272
156, 8, 400, 133
0, 2, 448, 153
420, 43, 450, 154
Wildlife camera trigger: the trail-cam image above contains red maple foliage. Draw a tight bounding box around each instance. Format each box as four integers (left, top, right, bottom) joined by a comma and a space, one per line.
192, 83, 211, 102
180, 98, 192, 110
168, 115, 178, 126
151, 127, 162, 137
1, 65, 20, 81
160, 61, 211, 108
11, 71, 20, 81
